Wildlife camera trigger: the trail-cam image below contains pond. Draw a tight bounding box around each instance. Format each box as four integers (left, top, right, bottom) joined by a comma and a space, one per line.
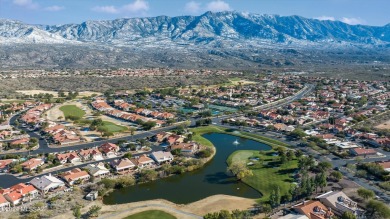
103, 133, 272, 205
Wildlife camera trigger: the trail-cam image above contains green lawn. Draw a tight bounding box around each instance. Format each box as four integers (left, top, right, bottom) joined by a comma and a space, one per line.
227, 150, 298, 202
101, 121, 128, 133
123, 210, 176, 219
190, 125, 227, 147
59, 105, 86, 118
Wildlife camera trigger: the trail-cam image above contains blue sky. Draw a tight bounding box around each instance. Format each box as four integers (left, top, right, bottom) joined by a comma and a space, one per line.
1, 0, 389, 26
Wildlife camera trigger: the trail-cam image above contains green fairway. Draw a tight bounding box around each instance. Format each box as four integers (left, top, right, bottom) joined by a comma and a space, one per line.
227, 150, 298, 202
101, 121, 128, 133
123, 210, 176, 219
60, 105, 86, 118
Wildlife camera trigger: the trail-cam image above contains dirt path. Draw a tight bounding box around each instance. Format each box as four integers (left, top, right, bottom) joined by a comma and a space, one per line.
50, 195, 257, 219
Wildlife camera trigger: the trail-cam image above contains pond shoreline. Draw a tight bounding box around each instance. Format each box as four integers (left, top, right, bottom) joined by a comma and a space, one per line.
103, 130, 275, 205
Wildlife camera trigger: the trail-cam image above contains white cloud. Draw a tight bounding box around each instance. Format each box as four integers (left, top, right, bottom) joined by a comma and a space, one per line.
315, 16, 336, 21
340, 17, 365, 25
122, 0, 149, 13
12, 0, 38, 9
92, 6, 120, 14
185, 1, 201, 14
44, 5, 65, 12
93, 0, 149, 14
206, 0, 231, 12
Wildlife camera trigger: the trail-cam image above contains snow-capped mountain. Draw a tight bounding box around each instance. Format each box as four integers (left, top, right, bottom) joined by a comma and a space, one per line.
1, 11, 389, 46
1, 12, 390, 69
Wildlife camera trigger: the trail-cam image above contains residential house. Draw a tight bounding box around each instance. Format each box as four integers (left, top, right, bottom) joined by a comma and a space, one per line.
0, 159, 16, 172
110, 158, 136, 172
167, 135, 184, 145
293, 200, 333, 219
316, 191, 364, 218
349, 148, 377, 157
170, 142, 199, 154
60, 168, 90, 185
154, 132, 171, 143
55, 152, 81, 164
78, 148, 103, 161
10, 138, 30, 146
85, 163, 110, 177
99, 142, 120, 157
131, 155, 155, 168
52, 130, 81, 145
30, 174, 65, 193
2, 183, 38, 206
20, 158, 44, 171
150, 151, 174, 164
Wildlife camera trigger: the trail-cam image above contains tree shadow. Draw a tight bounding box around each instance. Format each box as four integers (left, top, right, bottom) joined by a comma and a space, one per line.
203, 171, 237, 185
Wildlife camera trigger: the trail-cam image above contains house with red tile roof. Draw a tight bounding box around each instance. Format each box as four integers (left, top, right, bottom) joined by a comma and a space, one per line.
99, 142, 120, 157
171, 142, 200, 154
55, 152, 81, 164
52, 130, 80, 145
60, 168, 90, 185
131, 155, 155, 168
10, 138, 30, 146
0, 159, 16, 171
20, 158, 44, 171
78, 148, 103, 161
2, 183, 38, 206
349, 148, 377, 157
167, 135, 184, 145
293, 200, 333, 219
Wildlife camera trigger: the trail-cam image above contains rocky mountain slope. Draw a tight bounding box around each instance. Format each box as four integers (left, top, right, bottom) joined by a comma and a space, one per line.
1, 11, 389, 69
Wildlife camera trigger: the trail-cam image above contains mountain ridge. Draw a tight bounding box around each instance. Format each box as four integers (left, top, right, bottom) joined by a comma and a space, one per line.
1, 11, 389, 46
